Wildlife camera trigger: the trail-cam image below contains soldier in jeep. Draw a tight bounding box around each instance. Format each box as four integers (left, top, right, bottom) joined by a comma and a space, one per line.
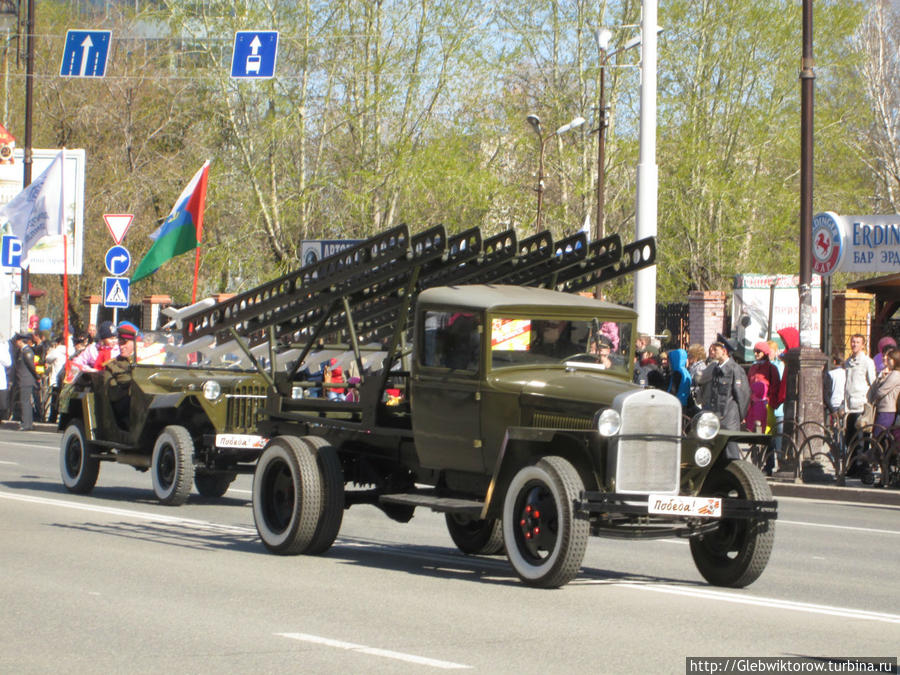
103, 324, 137, 426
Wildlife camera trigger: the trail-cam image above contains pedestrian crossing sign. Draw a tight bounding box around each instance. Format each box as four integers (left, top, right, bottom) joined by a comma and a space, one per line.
103, 276, 130, 308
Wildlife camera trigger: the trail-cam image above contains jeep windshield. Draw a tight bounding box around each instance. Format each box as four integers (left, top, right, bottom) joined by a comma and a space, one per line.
489, 316, 632, 376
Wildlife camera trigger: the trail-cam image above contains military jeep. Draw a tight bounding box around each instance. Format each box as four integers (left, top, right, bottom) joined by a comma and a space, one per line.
57, 331, 270, 505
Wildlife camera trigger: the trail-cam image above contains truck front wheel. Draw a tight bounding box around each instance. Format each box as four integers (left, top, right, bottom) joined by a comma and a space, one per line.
690, 459, 775, 587
502, 456, 589, 588
445, 514, 504, 555
60, 420, 99, 494
252, 436, 323, 555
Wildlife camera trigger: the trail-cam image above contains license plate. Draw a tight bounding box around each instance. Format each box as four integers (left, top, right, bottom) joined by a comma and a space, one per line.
647, 494, 722, 518
215, 434, 268, 449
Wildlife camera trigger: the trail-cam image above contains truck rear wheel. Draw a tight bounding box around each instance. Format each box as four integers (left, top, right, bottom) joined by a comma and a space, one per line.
194, 473, 236, 498
690, 459, 775, 587
502, 456, 589, 588
60, 420, 99, 494
151, 425, 195, 505
445, 514, 504, 555
252, 436, 323, 555
300, 436, 345, 555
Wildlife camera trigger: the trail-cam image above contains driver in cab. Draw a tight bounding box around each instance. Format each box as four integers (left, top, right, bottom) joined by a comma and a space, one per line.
103, 324, 137, 426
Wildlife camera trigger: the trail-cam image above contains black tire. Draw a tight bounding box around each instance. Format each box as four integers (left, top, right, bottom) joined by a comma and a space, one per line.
690, 460, 775, 588
252, 436, 323, 555
194, 472, 236, 498
300, 436, 345, 555
59, 419, 99, 494
445, 514, 505, 555
502, 456, 589, 588
151, 425, 195, 505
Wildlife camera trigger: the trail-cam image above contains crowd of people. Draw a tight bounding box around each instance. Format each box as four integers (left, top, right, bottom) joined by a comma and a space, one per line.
633, 326, 898, 481
1, 318, 140, 431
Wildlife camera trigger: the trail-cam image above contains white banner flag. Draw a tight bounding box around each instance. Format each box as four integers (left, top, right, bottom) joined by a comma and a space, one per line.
0, 149, 65, 266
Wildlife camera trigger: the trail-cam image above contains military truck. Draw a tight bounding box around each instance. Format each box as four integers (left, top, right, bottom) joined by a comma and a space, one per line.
57, 326, 271, 505
172, 224, 777, 588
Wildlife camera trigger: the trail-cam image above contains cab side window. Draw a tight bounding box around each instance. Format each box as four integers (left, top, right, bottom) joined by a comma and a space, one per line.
421, 311, 481, 372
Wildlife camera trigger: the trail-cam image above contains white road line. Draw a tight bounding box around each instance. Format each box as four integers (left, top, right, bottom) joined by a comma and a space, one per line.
0, 490, 256, 535
276, 632, 471, 670
778, 519, 900, 536
0, 460, 17, 464
578, 580, 900, 625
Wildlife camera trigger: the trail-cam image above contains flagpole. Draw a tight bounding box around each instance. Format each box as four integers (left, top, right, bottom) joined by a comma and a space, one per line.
61, 148, 70, 381
191, 246, 200, 304
19, 0, 34, 331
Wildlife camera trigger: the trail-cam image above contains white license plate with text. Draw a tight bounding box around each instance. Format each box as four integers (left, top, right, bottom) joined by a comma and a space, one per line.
647, 494, 722, 518
215, 434, 268, 449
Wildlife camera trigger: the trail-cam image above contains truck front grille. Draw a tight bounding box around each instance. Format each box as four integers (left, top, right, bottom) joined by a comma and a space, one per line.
226, 385, 267, 431
532, 411, 595, 430
610, 390, 681, 494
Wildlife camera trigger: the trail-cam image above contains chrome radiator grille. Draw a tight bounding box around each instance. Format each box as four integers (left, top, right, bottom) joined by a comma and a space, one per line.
226, 385, 267, 431
610, 389, 681, 494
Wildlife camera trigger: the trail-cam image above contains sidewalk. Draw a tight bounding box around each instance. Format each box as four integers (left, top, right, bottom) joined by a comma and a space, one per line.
768, 477, 900, 507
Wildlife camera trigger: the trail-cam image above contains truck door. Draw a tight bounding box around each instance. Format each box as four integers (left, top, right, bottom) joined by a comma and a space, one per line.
411, 309, 484, 473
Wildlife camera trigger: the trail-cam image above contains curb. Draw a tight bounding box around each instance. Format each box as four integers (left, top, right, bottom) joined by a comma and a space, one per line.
769, 480, 900, 507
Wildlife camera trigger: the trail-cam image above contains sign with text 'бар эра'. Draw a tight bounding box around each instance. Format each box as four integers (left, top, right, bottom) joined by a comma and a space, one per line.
813, 212, 900, 276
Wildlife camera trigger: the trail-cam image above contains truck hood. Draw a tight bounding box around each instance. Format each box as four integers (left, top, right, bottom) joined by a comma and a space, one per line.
488, 365, 639, 410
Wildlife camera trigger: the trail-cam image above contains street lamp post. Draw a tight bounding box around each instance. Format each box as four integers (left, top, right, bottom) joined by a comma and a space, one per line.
526, 114, 585, 231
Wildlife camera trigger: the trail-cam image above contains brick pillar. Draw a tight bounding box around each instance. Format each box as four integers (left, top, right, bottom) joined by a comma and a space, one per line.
141, 295, 172, 331
831, 289, 872, 359
689, 290, 726, 349
81, 295, 101, 330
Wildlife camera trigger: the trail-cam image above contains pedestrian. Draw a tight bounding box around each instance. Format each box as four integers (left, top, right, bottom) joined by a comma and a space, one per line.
0, 335, 12, 422
823, 353, 846, 417
667, 348, 692, 408
71, 321, 118, 373
13, 333, 38, 430
874, 336, 896, 374
686, 343, 708, 415
697, 335, 750, 459
843, 332, 876, 453
634, 343, 663, 388
43, 335, 67, 422
746, 342, 781, 433
864, 347, 900, 484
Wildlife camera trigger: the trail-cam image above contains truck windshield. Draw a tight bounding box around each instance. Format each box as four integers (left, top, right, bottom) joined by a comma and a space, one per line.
489, 316, 632, 375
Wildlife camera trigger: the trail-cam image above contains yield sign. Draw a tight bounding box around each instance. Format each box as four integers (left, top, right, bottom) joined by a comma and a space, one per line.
103, 214, 134, 245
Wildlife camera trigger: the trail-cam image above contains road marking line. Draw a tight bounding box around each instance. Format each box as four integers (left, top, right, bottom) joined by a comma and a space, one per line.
779, 519, 900, 536
581, 581, 900, 624
0, 490, 256, 535
0, 460, 18, 464
276, 632, 471, 670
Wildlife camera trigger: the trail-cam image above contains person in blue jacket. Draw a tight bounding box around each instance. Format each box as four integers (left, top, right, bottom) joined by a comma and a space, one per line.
667, 347, 692, 408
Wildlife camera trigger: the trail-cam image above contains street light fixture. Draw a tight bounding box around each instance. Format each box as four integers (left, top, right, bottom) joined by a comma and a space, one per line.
526, 114, 585, 231
592, 26, 660, 245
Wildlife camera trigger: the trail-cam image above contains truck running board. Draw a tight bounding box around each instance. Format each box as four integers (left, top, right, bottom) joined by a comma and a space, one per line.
380, 491, 484, 517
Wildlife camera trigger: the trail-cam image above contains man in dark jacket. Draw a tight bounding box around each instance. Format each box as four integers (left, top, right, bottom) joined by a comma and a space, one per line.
13, 333, 38, 430
698, 336, 751, 459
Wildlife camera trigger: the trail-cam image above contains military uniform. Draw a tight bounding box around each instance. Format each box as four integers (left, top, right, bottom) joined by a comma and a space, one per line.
103, 324, 137, 425
698, 357, 751, 459
14, 336, 38, 430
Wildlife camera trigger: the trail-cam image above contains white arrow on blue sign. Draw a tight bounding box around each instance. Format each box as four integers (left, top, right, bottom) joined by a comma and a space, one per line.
230, 31, 278, 79
1, 234, 22, 268
105, 245, 131, 276
103, 276, 130, 309
60, 30, 112, 78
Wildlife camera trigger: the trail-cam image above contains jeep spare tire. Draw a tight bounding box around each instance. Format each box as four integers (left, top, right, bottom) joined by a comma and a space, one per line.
151, 425, 195, 505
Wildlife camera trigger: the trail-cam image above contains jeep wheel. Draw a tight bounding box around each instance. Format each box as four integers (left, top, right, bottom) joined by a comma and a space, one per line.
300, 436, 345, 555
60, 420, 99, 494
445, 514, 504, 555
252, 436, 323, 555
194, 473, 236, 498
690, 459, 775, 588
502, 456, 589, 588
151, 426, 195, 506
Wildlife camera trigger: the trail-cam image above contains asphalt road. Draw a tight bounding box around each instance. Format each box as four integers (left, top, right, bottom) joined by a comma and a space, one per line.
1, 425, 898, 674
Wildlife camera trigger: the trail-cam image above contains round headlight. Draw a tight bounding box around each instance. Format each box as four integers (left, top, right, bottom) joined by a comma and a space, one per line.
694, 446, 712, 467
693, 411, 720, 440
595, 408, 621, 437
202, 380, 221, 401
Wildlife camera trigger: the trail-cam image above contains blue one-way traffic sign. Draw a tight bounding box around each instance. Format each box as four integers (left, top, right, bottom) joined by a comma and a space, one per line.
230, 31, 278, 79
105, 245, 131, 276
60, 30, 112, 78
103, 277, 130, 309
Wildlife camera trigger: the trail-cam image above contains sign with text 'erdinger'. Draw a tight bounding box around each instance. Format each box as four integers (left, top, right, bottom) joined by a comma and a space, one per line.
813, 211, 900, 276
